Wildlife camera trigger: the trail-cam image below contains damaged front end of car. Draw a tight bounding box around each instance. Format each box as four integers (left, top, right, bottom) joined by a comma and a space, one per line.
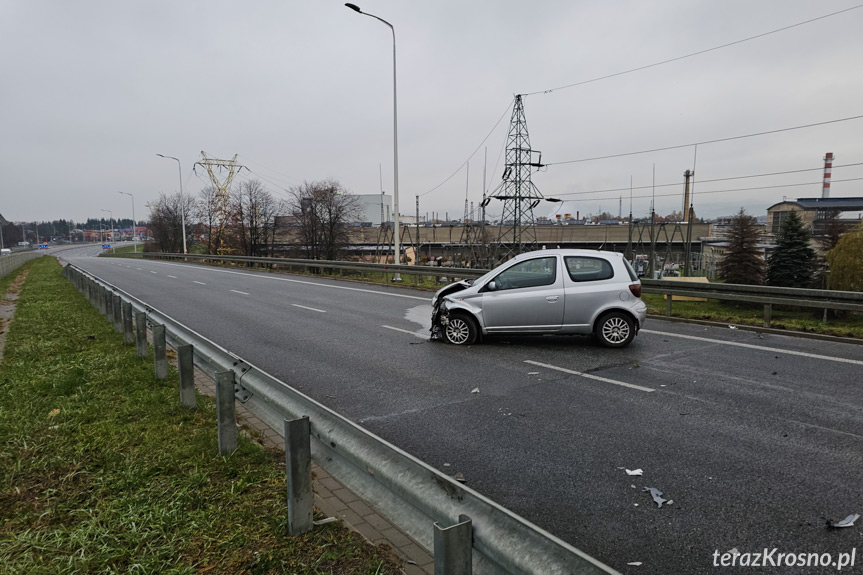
429, 280, 472, 341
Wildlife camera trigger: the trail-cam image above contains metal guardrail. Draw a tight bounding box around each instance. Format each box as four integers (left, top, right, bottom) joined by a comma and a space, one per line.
111, 251, 490, 281
641, 279, 863, 327
110, 251, 863, 328
63, 263, 619, 575
0, 251, 43, 280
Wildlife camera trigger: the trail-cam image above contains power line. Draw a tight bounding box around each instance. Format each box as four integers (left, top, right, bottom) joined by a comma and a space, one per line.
420, 99, 514, 197
523, 4, 863, 97
560, 177, 863, 204
555, 162, 863, 198
547, 114, 863, 166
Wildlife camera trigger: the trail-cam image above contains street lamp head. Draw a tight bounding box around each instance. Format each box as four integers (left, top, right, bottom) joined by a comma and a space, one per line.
345, 3, 361, 12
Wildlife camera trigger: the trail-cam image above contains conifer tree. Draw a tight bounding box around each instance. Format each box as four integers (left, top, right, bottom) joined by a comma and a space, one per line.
718, 208, 765, 285
767, 210, 815, 287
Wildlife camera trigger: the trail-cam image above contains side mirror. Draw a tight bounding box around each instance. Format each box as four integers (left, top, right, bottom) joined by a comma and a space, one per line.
486, 281, 497, 292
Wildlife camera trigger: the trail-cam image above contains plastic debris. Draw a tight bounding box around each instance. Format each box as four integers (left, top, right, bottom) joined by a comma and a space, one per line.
729, 325, 737, 329
49, 408, 61, 417
627, 562, 642, 566
452, 472, 466, 483
471, 387, 480, 394
313, 517, 338, 526
643, 487, 668, 508
828, 514, 860, 528
443, 462, 451, 467
528, 372, 539, 375
631, 485, 637, 489
626, 469, 643, 476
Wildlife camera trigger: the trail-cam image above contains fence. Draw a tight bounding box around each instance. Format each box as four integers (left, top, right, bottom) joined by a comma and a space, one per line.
0, 251, 43, 280
62, 263, 618, 575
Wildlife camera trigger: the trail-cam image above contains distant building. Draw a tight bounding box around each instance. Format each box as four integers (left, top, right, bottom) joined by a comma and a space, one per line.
354, 194, 393, 226
766, 197, 863, 236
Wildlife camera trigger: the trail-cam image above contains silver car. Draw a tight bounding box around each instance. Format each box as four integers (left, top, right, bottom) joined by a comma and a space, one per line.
430, 249, 647, 347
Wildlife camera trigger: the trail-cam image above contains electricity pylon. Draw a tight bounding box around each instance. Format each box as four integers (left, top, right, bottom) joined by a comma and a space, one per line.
193, 152, 245, 254
490, 95, 559, 262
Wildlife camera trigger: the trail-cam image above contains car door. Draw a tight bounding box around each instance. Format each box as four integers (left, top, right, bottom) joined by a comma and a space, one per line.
481, 256, 564, 332
561, 255, 618, 330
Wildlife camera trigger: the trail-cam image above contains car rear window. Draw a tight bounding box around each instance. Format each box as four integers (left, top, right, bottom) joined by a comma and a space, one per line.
622, 258, 639, 281
564, 256, 614, 282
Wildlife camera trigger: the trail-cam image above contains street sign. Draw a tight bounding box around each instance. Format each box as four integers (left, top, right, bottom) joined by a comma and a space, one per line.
102, 244, 111, 249
38, 244, 49, 249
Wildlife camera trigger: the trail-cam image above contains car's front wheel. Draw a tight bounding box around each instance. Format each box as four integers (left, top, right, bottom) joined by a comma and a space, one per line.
596, 312, 635, 348
444, 313, 479, 345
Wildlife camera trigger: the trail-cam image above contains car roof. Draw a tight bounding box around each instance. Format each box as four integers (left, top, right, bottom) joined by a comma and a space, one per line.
512, 248, 623, 261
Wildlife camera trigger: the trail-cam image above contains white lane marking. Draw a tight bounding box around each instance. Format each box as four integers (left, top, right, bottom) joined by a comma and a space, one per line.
382, 325, 428, 339
292, 304, 326, 313
524, 360, 655, 393
150, 271, 157, 274
167, 275, 177, 278
643, 329, 863, 366
144, 261, 429, 301
193, 281, 206, 285
230, 289, 250, 295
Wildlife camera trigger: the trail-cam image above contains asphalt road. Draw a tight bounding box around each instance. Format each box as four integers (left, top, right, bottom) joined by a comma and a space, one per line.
58, 247, 863, 574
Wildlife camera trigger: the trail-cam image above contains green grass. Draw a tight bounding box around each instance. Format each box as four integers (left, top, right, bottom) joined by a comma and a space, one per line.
0, 258, 400, 574
643, 293, 863, 339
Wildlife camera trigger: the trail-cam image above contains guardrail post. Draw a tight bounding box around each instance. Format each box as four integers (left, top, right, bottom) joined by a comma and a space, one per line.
122, 302, 134, 345
216, 371, 237, 455
112, 294, 122, 333
153, 324, 168, 380
103, 288, 114, 323
135, 312, 148, 358
178, 345, 196, 408
665, 293, 673, 317
284, 416, 313, 536
823, 308, 828, 324
434, 514, 473, 575
763, 304, 772, 328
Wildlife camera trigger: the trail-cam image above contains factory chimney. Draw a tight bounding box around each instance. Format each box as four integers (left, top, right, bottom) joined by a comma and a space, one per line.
822, 153, 834, 198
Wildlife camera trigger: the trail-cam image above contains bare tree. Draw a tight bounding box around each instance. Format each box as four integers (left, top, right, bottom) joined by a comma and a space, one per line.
196, 186, 220, 255
147, 192, 195, 253
287, 180, 360, 260
233, 179, 281, 257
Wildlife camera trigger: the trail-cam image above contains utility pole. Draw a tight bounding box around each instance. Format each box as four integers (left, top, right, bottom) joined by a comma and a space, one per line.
492, 95, 560, 261
193, 152, 245, 254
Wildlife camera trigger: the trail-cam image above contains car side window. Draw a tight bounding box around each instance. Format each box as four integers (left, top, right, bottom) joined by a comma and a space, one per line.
564, 256, 614, 282
493, 257, 557, 291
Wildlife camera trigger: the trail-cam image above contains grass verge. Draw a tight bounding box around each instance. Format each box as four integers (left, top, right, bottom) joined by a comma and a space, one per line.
0, 258, 400, 574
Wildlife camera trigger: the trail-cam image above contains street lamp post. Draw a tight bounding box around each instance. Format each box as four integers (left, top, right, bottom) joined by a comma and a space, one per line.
157, 154, 187, 254
100, 209, 114, 253
118, 191, 137, 253
345, 3, 402, 280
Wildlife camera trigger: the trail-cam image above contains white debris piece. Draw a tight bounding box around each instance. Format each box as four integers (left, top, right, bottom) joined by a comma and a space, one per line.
627, 562, 642, 566
829, 514, 860, 528
729, 325, 738, 329
471, 387, 480, 394
626, 469, 643, 476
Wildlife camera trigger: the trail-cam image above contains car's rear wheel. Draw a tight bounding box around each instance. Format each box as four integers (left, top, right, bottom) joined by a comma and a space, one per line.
596, 312, 635, 348
444, 313, 479, 345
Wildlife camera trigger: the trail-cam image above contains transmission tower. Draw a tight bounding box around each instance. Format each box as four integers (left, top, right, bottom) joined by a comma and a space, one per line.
193, 152, 245, 254
489, 95, 559, 262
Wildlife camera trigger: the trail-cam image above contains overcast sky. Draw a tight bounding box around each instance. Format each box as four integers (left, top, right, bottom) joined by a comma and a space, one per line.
2, 0, 862, 225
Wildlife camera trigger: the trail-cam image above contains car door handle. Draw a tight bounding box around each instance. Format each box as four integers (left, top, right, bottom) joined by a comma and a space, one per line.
546, 296, 560, 303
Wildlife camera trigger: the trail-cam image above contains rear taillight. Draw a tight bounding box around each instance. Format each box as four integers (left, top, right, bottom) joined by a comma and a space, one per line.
629, 283, 642, 298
